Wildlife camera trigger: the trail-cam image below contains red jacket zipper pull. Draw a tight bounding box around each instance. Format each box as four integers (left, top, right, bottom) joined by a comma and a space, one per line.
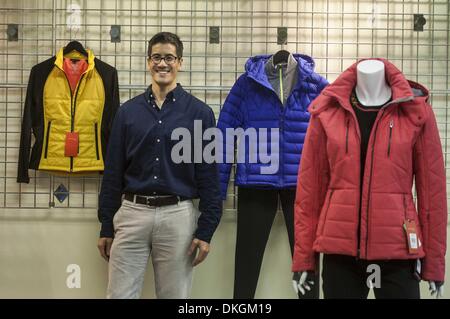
388, 119, 394, 157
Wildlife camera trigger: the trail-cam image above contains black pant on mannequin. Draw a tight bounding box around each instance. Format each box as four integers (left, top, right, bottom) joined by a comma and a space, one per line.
233, 187, 320, 299
322, 254, 420, 299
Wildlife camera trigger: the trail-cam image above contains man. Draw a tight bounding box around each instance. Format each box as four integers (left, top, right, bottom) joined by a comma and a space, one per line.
97, 32, 222, 299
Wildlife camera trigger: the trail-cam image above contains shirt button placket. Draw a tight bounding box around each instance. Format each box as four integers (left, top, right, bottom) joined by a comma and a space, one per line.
155, 116, 163, 186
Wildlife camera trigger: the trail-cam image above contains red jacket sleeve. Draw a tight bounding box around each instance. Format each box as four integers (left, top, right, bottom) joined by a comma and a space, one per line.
414, 104, 447, 282
292, 113, 329, 272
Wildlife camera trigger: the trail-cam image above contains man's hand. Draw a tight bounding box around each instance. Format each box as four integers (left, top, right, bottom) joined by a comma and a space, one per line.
97, 237, 114, 261
188, 238, 210, 267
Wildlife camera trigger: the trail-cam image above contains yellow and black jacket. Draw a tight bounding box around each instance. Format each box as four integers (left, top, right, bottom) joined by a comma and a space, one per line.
17, 47, 120, 183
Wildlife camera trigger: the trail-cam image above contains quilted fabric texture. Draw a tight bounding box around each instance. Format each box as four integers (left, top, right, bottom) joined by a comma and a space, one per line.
217, 54, 328, 199
292, 58, 447, 282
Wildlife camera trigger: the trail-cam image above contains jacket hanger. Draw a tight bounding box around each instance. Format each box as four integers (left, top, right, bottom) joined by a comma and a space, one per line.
63, 40, 88, 58
272, 49, 290, 66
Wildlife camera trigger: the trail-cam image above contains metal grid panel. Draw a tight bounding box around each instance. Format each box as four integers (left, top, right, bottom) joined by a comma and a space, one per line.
0, 0, 449, 212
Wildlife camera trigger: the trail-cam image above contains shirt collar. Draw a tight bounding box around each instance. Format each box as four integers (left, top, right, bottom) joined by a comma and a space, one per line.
146, 83, 184, 103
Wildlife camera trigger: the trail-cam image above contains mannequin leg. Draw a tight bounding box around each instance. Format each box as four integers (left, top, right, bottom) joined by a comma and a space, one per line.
373, 260, 420, 299
233, 187, 278, 299
322, 254, 370, 299
279, 189, 320, 299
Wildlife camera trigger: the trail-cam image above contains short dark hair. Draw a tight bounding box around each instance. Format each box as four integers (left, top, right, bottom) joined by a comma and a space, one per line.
147, 32, 183, 58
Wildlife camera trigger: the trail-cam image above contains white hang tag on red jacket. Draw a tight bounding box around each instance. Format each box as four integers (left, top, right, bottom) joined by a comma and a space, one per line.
403, 220, 419, 254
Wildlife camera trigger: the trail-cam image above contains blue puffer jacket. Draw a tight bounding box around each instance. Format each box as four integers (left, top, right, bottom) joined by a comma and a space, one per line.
217, 54, 328, 199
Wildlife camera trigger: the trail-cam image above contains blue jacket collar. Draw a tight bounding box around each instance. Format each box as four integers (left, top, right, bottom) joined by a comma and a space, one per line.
245, 54, 316, 92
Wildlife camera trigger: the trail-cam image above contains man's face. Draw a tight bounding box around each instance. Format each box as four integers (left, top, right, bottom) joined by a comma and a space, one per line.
148, 43, 182, 88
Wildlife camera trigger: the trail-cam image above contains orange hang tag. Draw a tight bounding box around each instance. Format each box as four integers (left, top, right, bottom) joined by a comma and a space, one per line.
403, 219, 419, 254
65, 132, 79, 157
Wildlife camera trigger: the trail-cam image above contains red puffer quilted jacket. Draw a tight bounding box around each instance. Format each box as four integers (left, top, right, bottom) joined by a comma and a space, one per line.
292, 59, 447, 282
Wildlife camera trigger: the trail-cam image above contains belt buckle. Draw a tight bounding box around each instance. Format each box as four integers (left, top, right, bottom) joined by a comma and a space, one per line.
146, 196, 157, 207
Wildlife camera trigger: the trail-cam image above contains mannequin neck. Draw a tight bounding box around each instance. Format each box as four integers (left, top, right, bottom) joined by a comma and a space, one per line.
355, 60, 392, 107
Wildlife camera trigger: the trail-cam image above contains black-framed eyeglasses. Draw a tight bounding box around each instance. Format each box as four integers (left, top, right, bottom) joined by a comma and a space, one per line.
149, 54, 179, 65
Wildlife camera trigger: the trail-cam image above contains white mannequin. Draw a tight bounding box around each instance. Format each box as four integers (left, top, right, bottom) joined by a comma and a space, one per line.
293, 59, 445, 298
354, 59, 392, 106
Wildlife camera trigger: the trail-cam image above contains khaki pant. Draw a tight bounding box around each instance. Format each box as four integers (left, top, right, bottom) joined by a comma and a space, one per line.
107, 199, 199, 299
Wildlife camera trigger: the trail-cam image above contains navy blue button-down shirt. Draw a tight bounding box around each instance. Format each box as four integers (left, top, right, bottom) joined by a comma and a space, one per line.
98, 84, 222, 243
